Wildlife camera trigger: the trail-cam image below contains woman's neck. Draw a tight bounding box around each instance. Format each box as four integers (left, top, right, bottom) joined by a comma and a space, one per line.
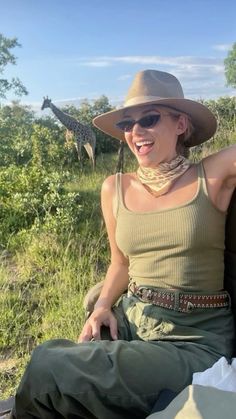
137, 155, 190, 197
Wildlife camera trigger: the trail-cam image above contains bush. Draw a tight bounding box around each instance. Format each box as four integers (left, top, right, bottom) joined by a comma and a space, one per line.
0, 165, 82, 248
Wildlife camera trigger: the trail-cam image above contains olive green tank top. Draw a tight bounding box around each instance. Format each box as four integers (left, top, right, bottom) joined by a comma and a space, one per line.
115, 163, 226, 292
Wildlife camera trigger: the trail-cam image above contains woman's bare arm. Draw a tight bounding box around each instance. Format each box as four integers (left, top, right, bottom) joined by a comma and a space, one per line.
203, 145, 236, 211
79, 175, 129, 342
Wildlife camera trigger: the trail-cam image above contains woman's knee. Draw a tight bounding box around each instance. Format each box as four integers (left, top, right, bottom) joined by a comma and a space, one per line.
17, 339, 74, 395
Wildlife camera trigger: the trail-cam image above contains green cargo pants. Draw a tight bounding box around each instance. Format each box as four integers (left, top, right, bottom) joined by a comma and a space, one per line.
13, 294, 234, 419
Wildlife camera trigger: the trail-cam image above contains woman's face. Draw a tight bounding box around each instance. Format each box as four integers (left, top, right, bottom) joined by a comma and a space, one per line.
121, 105, 187, 168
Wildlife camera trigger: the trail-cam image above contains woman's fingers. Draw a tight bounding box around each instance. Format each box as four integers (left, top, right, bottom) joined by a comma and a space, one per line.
78, 323, 93, 342
108, 315, 118, 340
78, 309, 118, 342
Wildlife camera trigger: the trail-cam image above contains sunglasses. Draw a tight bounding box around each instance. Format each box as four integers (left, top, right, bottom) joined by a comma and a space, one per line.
116, 113, 163, 133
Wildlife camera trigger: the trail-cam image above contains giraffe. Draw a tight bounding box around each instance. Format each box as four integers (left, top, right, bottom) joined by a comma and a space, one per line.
41, 97, 96, 168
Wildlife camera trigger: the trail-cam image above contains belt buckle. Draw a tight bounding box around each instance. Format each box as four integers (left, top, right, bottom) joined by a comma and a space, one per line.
146, 289, 153, 301
186, 301, 195, 312
138, 287, 153, 302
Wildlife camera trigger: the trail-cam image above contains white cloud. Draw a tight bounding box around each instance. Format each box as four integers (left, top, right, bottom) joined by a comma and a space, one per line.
213, 44, 232, 52
78, 55, 229, 98
13, 53, 234, 106
79, 55, 223, 68
54, 54, 235, 100
117, 74, 132, 81
80, 60, 111, 67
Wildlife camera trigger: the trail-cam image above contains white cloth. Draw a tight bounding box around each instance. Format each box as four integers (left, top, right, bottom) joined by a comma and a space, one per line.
146, 358, 236, 418
146, 385, 236, 419
192, 357, 236, 392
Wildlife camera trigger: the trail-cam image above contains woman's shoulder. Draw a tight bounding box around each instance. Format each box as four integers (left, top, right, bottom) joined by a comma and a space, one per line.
102, 172, 136, 191
101, 175, 116, 202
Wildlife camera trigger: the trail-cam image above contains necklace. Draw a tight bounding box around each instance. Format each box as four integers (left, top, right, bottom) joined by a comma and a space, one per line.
136, 155, 190, 197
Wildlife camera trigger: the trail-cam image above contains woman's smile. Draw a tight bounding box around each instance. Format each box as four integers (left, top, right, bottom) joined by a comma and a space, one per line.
123, 106, 182, 166
135, 139, 155, 155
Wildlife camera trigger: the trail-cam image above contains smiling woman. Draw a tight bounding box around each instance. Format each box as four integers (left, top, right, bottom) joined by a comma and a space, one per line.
115, 108, 194, 158
11, 69, 236, 419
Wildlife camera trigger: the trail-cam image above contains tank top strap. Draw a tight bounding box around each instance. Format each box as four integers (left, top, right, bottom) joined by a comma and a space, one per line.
197, 161, 209, 198
114, 164, 209, 217
114, 172, 123, 218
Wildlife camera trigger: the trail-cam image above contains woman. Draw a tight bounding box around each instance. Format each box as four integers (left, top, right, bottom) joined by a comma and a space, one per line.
13, 70, 235, 419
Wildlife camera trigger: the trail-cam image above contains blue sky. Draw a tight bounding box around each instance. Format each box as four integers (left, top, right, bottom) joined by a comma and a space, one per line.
1, 0, 235, 113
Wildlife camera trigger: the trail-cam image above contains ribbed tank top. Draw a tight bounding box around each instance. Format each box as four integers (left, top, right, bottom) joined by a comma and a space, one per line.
115, 163, 226, 292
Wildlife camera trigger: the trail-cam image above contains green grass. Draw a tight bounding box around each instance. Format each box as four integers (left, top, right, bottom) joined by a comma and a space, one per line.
0, 230, 105, 396
0, 133, 236, 399
0, 150, 136, 398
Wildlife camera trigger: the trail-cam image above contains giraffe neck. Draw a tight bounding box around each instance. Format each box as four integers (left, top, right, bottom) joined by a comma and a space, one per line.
50, 103, 84, 133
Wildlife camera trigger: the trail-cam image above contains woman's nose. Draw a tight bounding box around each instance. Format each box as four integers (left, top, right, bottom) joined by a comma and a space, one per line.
131, 121, 145, 135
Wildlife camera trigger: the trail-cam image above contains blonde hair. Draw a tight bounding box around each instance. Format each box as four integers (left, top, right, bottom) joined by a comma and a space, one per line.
176, 114, 194, 157
159, 106, 195, 157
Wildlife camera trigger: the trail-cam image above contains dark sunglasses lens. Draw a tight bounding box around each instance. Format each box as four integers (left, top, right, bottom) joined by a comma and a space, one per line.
116, 120, 134, 132
139, 114, 161, 128
116, 114, 161, 132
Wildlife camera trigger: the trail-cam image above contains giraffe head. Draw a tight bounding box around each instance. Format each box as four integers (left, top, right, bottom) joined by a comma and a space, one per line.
41, 96, 52, 110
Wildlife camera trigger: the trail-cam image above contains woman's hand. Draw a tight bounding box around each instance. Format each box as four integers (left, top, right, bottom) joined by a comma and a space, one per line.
78, 306, 118, 342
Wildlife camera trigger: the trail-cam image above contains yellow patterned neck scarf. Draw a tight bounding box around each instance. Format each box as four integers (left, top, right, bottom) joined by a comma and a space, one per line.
137, 155, 190, 197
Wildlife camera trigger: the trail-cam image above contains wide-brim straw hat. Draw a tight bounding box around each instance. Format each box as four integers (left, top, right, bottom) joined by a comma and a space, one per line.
93, 69, 217, 147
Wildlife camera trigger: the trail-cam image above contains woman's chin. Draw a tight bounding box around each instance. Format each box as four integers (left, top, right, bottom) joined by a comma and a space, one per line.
137, 156, 159, 168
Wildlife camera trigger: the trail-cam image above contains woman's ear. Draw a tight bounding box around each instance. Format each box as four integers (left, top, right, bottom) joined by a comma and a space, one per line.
176, 115, 188, 135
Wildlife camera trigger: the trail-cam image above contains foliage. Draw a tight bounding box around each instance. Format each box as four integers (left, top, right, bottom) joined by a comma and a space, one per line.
224, 42, 236, 88
0, 33, 28, 99
0, 103, 77, 167
201, 96, 236, 132
0, 156, 113, 398
0, 165, 82, 248
0, 102, 34, 165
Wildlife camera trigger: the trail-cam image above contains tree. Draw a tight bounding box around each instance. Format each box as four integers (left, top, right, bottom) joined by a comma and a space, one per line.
0, 33, 28, 99
0, 102, 34, 165
224, 42, 236, 89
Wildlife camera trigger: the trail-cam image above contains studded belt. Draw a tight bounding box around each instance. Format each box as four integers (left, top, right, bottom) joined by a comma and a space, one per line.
128, 282, 230, 313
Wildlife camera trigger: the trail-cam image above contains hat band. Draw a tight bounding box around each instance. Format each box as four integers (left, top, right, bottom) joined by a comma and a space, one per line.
125, 95, 163, 107
125, 94, 184, 107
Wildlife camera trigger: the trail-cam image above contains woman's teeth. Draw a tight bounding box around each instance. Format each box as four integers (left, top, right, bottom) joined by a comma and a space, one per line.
135, 140, 154, 152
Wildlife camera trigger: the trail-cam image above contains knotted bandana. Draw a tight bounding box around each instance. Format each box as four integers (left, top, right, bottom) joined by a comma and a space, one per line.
136, 155, 190, 197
